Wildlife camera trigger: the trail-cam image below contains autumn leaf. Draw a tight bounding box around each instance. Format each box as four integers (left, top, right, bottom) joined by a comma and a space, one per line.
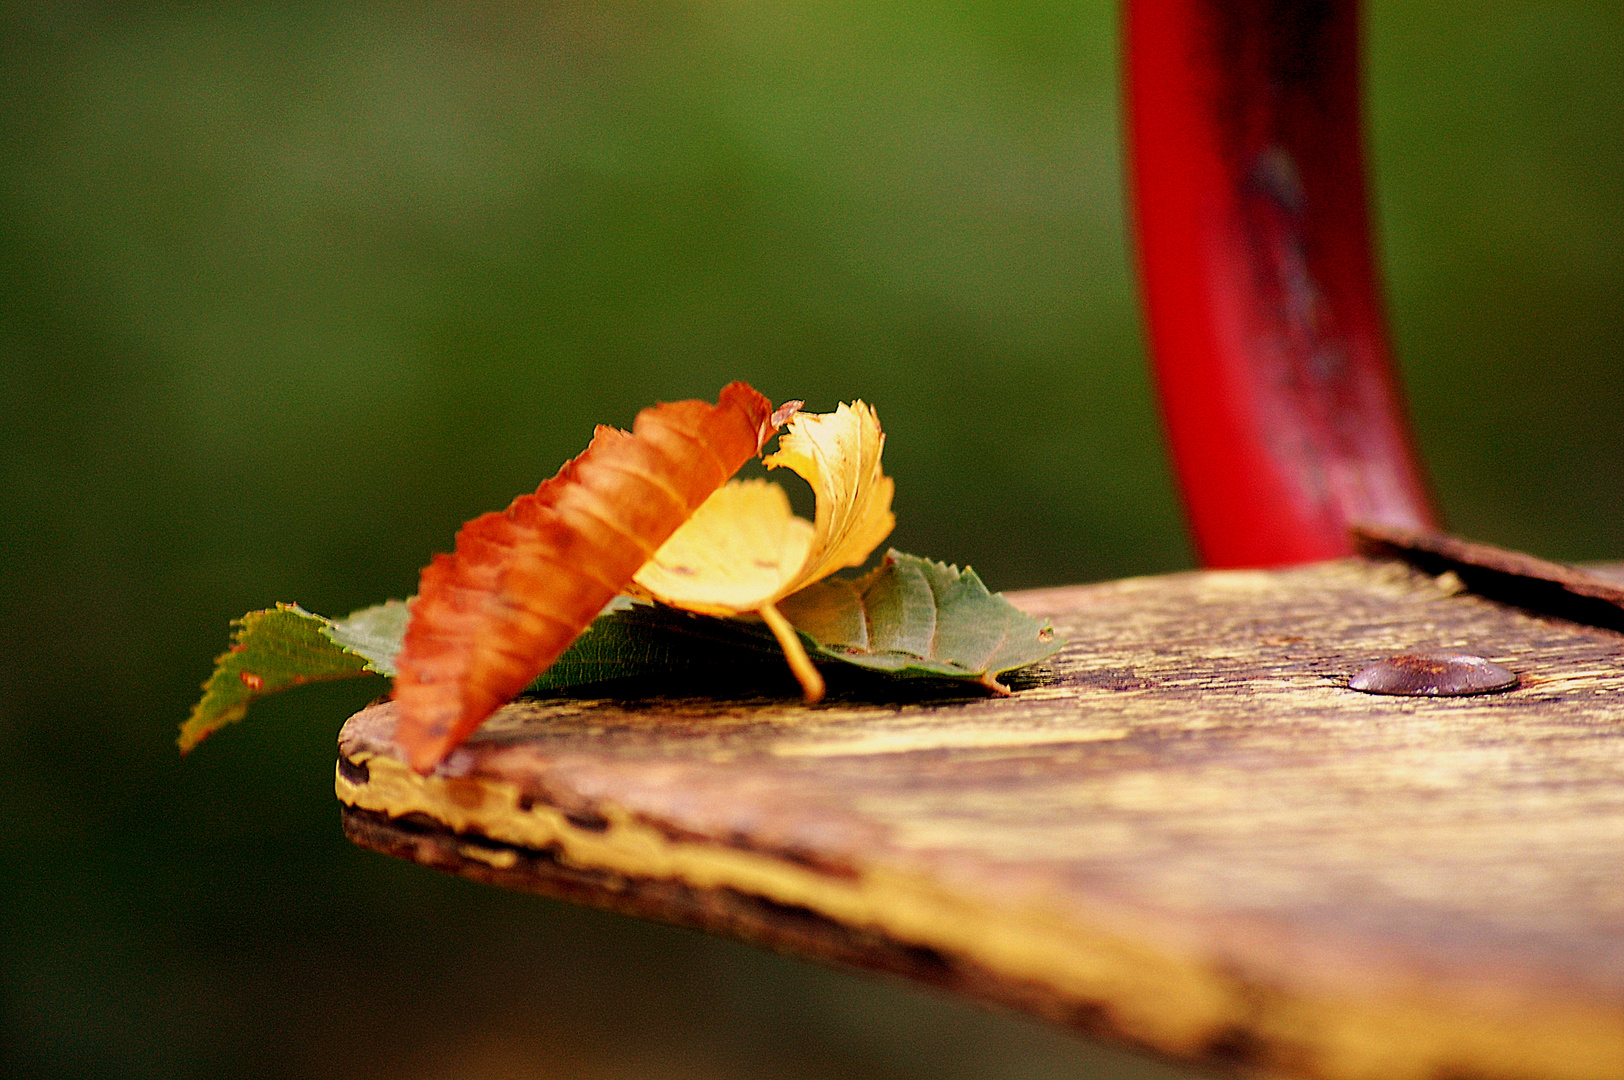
179, 553, 1062, 748
630, 401, 895, 701
392, 382, 794, 773
632, 402, 894, 611
182, 391, 1063, 768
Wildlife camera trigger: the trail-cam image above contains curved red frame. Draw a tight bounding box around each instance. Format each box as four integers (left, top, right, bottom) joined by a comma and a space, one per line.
1126, 0, 1438, 567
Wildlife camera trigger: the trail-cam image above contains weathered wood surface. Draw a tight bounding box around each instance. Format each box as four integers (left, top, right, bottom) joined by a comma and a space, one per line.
337, 558, 1624, 1080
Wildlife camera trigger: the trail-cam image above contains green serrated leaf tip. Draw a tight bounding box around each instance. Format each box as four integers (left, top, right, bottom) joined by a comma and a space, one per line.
178, 603, 389, 753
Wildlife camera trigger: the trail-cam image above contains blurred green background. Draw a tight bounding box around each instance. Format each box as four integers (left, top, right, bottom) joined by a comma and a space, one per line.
1, 2, 1618, 1078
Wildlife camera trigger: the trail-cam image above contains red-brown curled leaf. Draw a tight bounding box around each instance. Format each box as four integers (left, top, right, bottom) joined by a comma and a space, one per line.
393, 382, 789, 772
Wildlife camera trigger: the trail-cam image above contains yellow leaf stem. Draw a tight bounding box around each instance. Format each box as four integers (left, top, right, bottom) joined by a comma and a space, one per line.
756, 603, 825, 704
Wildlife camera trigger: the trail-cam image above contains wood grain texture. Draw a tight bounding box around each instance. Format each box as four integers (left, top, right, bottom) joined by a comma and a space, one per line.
337, 558, 1624, 1080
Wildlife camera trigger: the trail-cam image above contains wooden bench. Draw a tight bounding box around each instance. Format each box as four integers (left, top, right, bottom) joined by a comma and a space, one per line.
336, 552, 1624, 1080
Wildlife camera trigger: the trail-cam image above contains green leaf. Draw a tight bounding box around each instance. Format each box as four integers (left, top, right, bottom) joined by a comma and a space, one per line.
178, 602, 397, 752
181, 552, 1063, 750
321, 599, 410, 677
533, 550, 1064, 694
778, 550, 1063, 690
528, 598, 787, 691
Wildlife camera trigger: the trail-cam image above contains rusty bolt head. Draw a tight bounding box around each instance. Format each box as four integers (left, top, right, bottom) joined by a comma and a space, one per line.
1348, 651, 1518, 697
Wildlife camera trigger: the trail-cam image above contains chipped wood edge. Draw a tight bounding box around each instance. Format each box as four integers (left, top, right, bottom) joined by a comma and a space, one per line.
335, 744, 1624, 1080
1352, 525, 1624, 631
340, 804, 1143, 1040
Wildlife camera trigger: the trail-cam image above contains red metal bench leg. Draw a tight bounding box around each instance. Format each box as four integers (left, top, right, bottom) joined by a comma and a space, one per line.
1126, 0, 1439, 568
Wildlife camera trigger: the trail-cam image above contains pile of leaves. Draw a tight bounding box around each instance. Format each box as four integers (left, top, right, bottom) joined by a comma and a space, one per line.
184, 383, 1063, 771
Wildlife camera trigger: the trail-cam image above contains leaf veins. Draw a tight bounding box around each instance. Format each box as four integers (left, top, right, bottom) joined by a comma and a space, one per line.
392, 382, 792, 772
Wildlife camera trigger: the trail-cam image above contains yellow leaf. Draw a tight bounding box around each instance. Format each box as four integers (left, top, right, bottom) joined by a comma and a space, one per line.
632, 401, 895, 615
629, 401, 894, 704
